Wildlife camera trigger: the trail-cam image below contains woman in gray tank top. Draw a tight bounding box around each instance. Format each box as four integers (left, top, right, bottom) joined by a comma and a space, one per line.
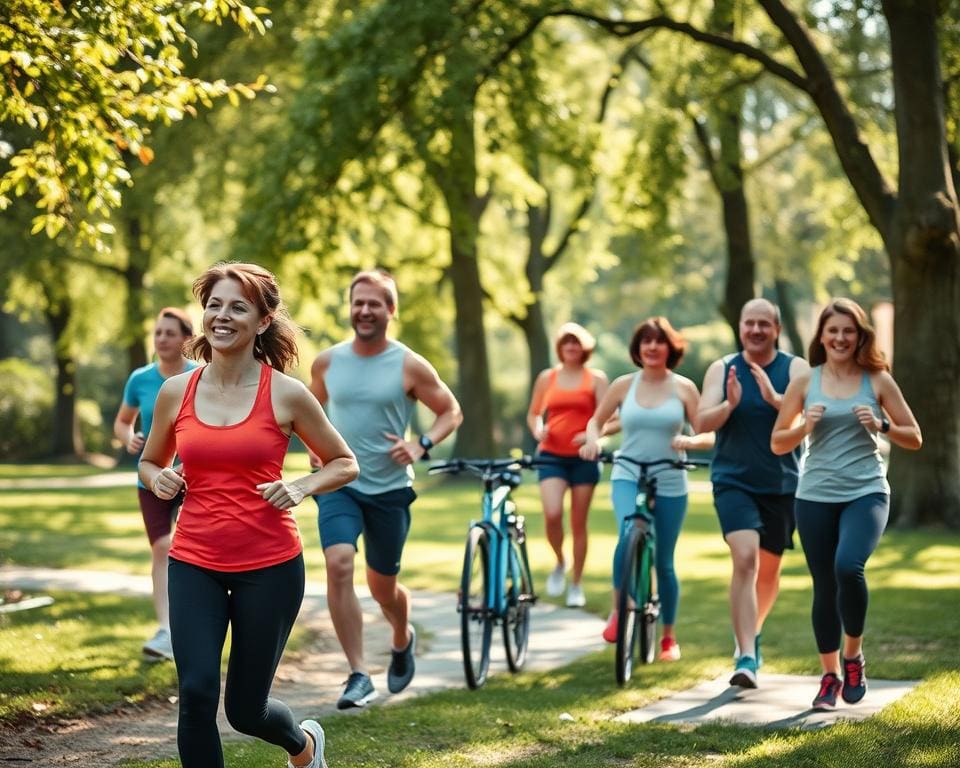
772, 298, 921, 711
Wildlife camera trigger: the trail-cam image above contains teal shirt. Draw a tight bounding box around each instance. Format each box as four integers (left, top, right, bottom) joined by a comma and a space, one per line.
323, 340, 416, 494
796, 366, 889, 502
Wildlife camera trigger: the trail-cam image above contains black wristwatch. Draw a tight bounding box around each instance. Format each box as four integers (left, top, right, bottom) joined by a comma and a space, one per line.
880, 417, 891, 434
418, 434, 434, 460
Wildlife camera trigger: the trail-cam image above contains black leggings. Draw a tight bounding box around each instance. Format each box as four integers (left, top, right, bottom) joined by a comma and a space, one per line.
168, 555, 307, 768
795, 493, 889, 653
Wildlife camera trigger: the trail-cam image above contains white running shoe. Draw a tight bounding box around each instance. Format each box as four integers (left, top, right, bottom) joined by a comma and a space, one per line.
142, 628, 174, 661
565, 583, 586, 608
545, 564, 566, 597
288, 719, 327, 768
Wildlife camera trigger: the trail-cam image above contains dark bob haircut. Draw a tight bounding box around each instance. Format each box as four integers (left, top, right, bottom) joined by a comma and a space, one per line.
628, 316, 687, 370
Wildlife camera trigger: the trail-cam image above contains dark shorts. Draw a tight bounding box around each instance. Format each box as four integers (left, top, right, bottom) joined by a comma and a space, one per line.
314, 485, 417, 576
137, 487, 182, 545
713, 486, 796, 555
536, 451, 601, 486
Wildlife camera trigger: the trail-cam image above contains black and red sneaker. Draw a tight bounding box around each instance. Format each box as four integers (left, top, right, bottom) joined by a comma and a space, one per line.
812, 672, 843, 710
842, 655, 867, 704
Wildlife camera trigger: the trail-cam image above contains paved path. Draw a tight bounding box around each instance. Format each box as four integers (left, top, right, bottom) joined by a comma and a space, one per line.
0, 565, 606, 765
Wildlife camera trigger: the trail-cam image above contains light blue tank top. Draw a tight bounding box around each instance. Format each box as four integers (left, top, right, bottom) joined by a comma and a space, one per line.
796, 366, 889, 502
324, 340, 416, 494
611, 373, 687, 497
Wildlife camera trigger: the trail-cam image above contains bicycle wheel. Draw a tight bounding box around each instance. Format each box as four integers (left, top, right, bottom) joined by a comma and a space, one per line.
637, 538, 659, 665
615, 527, 645, 686
460, 525, 493, 689
503, 533, 533, 672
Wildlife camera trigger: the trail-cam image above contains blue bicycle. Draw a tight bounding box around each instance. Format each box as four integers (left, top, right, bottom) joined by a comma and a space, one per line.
429, 456, 545, 689
599, 452, 709, 685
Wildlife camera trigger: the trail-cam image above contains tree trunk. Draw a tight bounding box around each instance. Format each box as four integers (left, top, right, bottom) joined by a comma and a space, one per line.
883, 0, 960, 527
774, 278, 805, 356
123, 212, 150, 372
43, 295, 83, 458
441, 112, 495, 458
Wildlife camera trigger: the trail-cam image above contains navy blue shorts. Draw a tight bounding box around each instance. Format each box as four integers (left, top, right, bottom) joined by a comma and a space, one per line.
713, 486, 796, 555
314, 486, 416, 576
536, 451, 601, 486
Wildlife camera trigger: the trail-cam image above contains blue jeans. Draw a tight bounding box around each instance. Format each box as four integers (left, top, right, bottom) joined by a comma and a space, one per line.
611, 479, 687, 626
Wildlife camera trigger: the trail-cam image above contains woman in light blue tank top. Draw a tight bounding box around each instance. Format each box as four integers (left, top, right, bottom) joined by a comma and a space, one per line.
580, 317, 714, 660
772, 299, 921, 709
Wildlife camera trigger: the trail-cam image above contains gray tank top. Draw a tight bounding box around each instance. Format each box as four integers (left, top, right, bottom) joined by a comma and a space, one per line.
324, 340, 415, 494
611, 373, 687, 497
796, 366, 889, 502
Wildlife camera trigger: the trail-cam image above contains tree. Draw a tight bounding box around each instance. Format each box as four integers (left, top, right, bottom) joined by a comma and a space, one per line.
0, 0, 268, 247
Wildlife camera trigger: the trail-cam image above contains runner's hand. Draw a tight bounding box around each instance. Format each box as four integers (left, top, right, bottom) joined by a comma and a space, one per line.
853, 405, 881, 433
257, 480, 306, 510
726, 366, 742, 410
385, 432, 422, 465
804, 404, 826, 435
127, 431, 145, 455
748, 362, 779, 408
152, 467, 185, 500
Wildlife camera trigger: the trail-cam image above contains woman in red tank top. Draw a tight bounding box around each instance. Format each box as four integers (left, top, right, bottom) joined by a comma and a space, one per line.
140, 263, 357, 768
526, 322, 609, 608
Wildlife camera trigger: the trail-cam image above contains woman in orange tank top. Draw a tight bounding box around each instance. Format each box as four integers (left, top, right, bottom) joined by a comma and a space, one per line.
526, 322, 609, 608
139, 263, 358, 768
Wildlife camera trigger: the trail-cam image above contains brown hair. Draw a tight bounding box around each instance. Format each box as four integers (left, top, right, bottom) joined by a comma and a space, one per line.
157, 307, 193, 337
629, 316, 686, 369
807, 298, 888, 372
186, 262, 299, 372
350, 269, 399, 311
554, 322, 596, 364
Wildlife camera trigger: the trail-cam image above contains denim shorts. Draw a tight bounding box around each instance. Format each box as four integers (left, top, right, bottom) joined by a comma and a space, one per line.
314, 485, 417, 576
713, 486, 796, 555
536, 451, 601, 486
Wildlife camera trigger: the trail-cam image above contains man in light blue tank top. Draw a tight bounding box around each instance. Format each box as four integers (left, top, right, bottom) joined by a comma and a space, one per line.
309, 270, 462, 709
698, 299, 808, 688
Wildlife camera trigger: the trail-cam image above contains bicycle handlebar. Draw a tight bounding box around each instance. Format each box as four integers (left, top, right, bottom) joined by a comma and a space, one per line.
428, 454, 562, 478
597, 452, 710, 473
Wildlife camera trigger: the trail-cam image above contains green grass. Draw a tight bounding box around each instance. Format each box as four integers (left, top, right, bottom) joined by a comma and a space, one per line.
2, 459, 960, 767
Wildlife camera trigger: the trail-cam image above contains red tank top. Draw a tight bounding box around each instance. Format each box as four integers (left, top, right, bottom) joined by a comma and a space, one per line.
539, 368, 597, 456
170, 363, 301, 571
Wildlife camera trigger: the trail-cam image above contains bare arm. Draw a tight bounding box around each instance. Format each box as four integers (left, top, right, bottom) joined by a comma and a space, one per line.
385, 352, 463, 465
697, 359, 739, 433
138, 379, 188, 499
306, 351, 332, 469
672, 376, 715, 451
770, 372, 817, 455
525, 370, 551, 442
257, 377, 359, 510
579, 375, 631, 460
861, 372, 922, 450
113, 402, 144, 455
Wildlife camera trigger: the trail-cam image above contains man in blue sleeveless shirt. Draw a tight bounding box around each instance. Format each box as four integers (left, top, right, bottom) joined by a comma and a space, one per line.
309, 270, 462, 709
698, 299, 808, 688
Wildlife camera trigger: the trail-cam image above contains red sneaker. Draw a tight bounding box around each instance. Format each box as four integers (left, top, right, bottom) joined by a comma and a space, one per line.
658, 636, 681, 661
602, 611, 618, 643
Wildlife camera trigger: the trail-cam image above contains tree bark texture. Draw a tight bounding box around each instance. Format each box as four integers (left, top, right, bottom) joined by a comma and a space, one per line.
123, 212, 150, 373
43, 293, 83, 458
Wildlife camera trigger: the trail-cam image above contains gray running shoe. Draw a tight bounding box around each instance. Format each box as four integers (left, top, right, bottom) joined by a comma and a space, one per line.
387, 626, 417, 694
142, 628, 174, 661
288, 719, 327, 768
336, 671, 378, 710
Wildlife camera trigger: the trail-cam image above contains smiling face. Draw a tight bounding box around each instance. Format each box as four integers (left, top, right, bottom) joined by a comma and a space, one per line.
819, 310, 859, 363
558, 336, 585, 365
153, 316, 190, 363
738, 301, 780, 361
350, 281, 393, 342
202, 277, 269, 354
638, 332, 670, 369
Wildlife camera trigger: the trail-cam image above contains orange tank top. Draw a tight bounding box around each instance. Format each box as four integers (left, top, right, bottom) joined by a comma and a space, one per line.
539, 367, 597, 457
170, 363, 301, 571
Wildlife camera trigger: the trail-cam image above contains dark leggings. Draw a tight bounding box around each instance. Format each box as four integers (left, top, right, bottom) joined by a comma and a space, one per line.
168, 555, 307, 768
795, 493, 889, 653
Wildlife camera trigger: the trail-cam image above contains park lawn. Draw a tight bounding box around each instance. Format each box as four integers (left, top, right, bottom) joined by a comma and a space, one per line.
1, 459, 959, 766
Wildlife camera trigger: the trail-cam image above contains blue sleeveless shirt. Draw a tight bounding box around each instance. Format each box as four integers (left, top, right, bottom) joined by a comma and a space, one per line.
711, 351, 800, 495
796, 367, 889, 502
324, 340, 416, 494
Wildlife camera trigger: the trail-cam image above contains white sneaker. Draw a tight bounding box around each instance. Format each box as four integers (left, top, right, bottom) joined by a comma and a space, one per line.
142, 628, 174, 661
288, 719, 327, 768
545, 564, 566, 597
565, 583, 586, 608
